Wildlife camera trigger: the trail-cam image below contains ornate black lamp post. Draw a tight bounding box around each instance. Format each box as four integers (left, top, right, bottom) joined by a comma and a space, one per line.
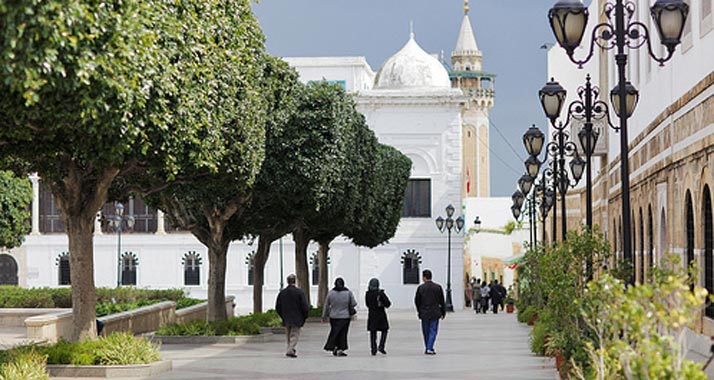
435, 204, 464, 312
540, 75, 613, 232
106, 202, 135, 287
548, 0, 688, 272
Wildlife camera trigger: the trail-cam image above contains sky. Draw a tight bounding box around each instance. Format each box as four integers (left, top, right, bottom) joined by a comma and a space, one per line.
252, 0, 556, 197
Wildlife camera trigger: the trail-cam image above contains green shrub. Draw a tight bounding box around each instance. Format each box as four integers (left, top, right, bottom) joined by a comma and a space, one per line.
0, 349, 48, 380
94, 333, 160, 365
175, 298, 204, 309
155, 312, 277, 336
308, 306, 323, 318
530, 320, 548, 356
517, 305, 535, 324
1, 333, 161, 367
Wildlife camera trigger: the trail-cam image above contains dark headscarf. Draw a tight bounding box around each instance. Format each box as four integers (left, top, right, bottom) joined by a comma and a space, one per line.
368, 278, 380, 291
333, 277, 347, 291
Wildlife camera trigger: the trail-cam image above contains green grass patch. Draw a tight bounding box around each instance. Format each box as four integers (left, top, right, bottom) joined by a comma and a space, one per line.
0, 333, 160, 367
0, 349, 49, 380
156, 310, 281, 336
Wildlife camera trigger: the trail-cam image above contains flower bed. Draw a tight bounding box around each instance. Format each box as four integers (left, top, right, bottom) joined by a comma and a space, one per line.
155, 310, 281, 337
0, 333, 171, 379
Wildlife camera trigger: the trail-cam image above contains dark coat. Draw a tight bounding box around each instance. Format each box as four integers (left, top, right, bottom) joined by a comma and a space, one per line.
275, 285, 309, 327
414, 280, 446, 320
489, 284, 506, 305
365, 289, 391, 331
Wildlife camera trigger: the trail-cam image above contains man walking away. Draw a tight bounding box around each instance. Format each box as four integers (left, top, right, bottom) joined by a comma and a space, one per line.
489, 280, 505, 314
480, 281, 490, 314
276, 274, 309, 358
415, 269, 445, 355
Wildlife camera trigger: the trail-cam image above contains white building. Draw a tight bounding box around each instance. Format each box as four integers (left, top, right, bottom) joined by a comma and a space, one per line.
0, 4, 508, 313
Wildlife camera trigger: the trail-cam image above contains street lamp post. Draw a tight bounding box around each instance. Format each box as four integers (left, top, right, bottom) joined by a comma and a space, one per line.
548, 0, 688, 273
435, 204, 464, 312
106, 202, 135, 287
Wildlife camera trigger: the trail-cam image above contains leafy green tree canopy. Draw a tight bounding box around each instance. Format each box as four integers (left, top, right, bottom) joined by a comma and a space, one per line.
0, 171, 32, 248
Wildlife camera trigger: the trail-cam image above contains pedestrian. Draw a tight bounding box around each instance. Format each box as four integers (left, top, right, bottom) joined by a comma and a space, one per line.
479, 281, 490, 314
464, 279, 473, 309
365, 278, 391, 356
322, 277, 357, 357
275, 274, 309, 358
472, 278, 482, 313
489, 279, 505, 314
414, 269, 446, 355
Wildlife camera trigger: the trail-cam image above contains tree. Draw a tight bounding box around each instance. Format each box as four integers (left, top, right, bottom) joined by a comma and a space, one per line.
146, 55, 298, 320
0, 0, 266, 338
0, 171, 32, 249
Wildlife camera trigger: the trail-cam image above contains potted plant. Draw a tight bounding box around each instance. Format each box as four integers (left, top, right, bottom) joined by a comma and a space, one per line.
505, 296, 515, 313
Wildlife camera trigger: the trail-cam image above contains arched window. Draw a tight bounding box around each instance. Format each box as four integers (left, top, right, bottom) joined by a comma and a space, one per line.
648, 205, 654, 277
639, 208, 644, 284
56, 252, 70, 285
121, 252, 138, 286
401, 250, 422, 285
245, 252, 255, 286
686, 191, 695, 268
182, 251, 202, 286
0, 254, 18, 285
703, 186, 713, 317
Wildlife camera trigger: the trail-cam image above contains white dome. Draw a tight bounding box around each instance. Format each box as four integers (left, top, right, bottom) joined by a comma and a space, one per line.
374, 34, 451, 90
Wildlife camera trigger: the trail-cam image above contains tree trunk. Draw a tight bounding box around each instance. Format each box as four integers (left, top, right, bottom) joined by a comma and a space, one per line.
50, 164, 118, 340
317, 240, 330, 307
252, 235, 273, 314
207, 240, 230, 322
65, 214, 98, 340
293, 226, 311, 306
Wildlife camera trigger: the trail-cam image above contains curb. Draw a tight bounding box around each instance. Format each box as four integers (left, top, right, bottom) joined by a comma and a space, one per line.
46, 360, 171, 378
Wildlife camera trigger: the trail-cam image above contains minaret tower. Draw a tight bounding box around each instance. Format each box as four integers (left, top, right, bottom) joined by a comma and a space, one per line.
450, 0, 495, 198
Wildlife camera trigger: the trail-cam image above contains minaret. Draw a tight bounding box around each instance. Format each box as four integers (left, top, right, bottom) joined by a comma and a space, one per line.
451, 0, 495, 198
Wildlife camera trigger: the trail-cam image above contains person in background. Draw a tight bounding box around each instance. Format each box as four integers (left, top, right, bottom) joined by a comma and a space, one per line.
472, 278, 482, 314
414, 269, 446, 355
275, 274, 309, 358
489, 279, 506, 314
480, 280, 490, 314
322, 277, 357, 357
365, 278, 391, 356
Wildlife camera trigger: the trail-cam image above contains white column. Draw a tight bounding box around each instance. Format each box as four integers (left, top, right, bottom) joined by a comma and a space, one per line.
156, 210, 166, 235
29, 174, 40, 235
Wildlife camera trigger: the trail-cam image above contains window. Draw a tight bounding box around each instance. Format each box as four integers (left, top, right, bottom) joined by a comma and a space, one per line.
403, 179, 431, 217
56, 252, 71, 285
39, 181, 65, 233
182, 251, 201, 286
401, 250, 421, 285
100, 197, 157, 234
246, 252, 255, 286
121, 252, 138, 286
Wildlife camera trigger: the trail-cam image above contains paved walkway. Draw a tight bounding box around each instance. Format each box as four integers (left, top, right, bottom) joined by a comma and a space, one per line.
52, 310, 557, 380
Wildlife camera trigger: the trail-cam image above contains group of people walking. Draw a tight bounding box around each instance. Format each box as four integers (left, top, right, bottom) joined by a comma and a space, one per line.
467, 278, 507, 314
274, 270, 446, 358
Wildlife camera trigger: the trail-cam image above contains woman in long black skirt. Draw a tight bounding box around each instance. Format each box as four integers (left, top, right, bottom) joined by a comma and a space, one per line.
322, 277, 357, 356
365, 278, 391, 355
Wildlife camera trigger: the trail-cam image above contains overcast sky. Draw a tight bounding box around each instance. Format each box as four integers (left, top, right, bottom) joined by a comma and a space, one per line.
252, 0, 556, 197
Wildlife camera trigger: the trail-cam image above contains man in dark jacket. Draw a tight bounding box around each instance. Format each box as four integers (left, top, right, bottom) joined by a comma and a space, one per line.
276, 274, 309, 358
414, 269, 445, 355
489, 279, 506, 314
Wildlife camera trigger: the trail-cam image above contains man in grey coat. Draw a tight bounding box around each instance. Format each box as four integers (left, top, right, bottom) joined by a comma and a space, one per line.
276, 274, 309, 358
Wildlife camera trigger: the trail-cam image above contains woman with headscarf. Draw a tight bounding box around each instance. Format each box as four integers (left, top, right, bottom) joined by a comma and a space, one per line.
322, 277, 357, 356
365, 278, 391, 355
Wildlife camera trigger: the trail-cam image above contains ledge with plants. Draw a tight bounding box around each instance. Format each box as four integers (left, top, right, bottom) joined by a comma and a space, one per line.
515, 229, 709, 380
151, 310, 283, 345
0, 332, 171, 379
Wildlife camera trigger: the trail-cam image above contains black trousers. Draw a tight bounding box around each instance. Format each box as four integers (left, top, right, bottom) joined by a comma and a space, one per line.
324, 318, 351, 351
369, 330, 388, 353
